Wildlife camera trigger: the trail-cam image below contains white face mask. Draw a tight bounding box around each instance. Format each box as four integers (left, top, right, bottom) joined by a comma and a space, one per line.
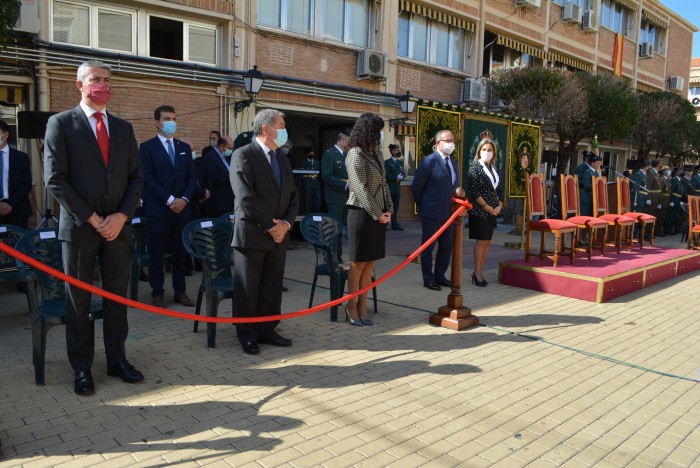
480, 148, 494, 163
665, 170, 672, 177
441, 142, 455, 155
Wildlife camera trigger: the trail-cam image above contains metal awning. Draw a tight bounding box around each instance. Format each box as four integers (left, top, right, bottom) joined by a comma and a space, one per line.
399, 0, 476, 33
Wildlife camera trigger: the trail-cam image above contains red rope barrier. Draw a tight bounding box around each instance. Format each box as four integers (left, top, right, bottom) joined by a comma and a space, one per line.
0, 197, 470, 324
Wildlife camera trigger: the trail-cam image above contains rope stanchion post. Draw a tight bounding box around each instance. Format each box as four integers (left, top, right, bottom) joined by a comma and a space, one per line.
429, 187, 479, 331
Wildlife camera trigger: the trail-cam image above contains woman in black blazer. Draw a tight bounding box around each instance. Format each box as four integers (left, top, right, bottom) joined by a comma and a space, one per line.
467, 138, 503, 287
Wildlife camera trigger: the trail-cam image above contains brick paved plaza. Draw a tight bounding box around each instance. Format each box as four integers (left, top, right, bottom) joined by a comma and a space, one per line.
1, 221, 699, 466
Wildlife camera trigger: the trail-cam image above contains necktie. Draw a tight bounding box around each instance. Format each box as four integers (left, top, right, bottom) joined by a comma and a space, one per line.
94, 112, 109, 166
0, 150, 5, 199
166, 140, 176, 166
444, 157, 453, 184
269, 150, 282, 188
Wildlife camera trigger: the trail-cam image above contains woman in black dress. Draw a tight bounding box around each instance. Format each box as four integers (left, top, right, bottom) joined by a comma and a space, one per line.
345, 113, 393, 326
467, 138, 503, 287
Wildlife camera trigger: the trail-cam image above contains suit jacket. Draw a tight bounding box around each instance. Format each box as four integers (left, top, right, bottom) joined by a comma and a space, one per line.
321, 146, 349, 205
575, 162, 596, 205
44, 105, 143, 241
230, 140, 298, 250
202, 150, 234, 214
346, 147, 392, 220
2, 147, 33, 220
140, 136, 196, 218
411, 151, 458, 221
467, 160, 503, 219
384, 157, 403, 196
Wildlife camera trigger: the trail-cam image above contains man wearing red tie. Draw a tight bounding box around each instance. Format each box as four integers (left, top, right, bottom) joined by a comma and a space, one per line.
44, 60, 144, 396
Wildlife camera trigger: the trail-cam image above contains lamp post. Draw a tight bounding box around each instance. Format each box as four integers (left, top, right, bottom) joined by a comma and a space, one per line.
389, 91, 417, 130
233, 65, 265, 117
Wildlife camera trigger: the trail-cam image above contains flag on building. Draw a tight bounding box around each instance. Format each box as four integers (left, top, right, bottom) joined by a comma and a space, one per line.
612, 33, 624, 76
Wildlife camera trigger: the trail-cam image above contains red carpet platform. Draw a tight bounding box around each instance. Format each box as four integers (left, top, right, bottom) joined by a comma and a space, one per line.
499, 247, 700, 303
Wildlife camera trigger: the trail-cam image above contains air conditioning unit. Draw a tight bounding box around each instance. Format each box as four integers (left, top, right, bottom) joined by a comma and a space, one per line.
639, 42, 654, 59
14, 0, 40, 34
487, 85, 506, 110
668, 76, 684, 91
515, 0, 541, 8
461, 78, 486, 104
692, 97, 700, 107
562, 2, 582, 23
581, 10, 598, 31
357, 49, 387, 80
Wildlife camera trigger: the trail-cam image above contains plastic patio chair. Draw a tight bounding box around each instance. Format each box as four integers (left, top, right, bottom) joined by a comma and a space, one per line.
0, 224, 29, 287
300, 213, 377, 321
182, 218, 234, 348
14, 229, 103, 385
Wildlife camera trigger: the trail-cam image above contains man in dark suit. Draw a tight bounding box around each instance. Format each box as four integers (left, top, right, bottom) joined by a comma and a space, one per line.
44, 60, 144, 396
321, 131, 350, 224
411, 130, 458, 291
201, 130, 220, 158
140, 105, 197, 308
0, 120, 33, 229
203, 135, 235, 218
384, 144, 405, 230
230, 109, 298, 355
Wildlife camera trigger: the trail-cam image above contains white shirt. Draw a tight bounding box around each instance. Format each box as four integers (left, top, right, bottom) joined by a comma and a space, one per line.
0, 145, 8, 199
437, 149, 457, 185
256, 137, 274, 164
79, 101, 109, 138
157, 133, 176, 155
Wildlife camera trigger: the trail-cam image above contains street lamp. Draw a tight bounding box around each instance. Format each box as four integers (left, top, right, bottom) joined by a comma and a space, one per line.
389, 91, 417, 129
234, 65, 265, 116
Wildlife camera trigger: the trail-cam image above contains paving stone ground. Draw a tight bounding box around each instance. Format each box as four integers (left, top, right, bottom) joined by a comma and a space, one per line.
1, 220, 698, 467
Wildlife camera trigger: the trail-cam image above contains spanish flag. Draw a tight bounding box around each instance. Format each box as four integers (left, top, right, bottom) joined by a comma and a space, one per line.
612, 33, 623, 76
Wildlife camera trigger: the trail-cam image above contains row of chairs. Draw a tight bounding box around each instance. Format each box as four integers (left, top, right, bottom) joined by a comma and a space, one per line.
524, 174, 657, 267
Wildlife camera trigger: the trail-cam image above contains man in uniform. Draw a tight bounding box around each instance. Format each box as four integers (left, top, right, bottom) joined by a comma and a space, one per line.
667, 167, 683, 236
321, 131, 350, 224
630, 160, 652, 238
574, 151, 601, 244
644, 160, 662, 240
299, 148, 321, 214
692, 165, 700, 196
655, 165, 671, 237
384, 144, 405, 231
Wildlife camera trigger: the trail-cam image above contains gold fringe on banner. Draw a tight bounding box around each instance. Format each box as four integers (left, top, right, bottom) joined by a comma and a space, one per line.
399, 0, 476, 32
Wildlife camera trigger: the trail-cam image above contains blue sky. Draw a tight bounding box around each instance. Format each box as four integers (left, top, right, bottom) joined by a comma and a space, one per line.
659, 0, 700, 58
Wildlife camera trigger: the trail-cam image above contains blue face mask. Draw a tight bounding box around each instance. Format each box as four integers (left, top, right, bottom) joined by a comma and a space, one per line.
273, 128, 288, 148
161, 121, 177, 136
223, 148, 233, 157
380, 131, 384, 143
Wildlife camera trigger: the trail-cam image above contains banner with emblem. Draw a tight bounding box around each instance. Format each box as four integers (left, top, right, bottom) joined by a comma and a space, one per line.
415, 105, 462, 176
508, 122, 540, 198
462, 117, 508, 196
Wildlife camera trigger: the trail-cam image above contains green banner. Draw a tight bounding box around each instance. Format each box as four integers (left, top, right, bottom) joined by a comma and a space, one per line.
462, 118, 508, 196
508, 123, 540, 198
415, 106, 463, 181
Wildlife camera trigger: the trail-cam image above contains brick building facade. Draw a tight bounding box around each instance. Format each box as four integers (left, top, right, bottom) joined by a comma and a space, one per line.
0, 0, 697, 225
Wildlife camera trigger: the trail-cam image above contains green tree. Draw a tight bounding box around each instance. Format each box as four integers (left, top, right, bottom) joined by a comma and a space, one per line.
0, 1, 21, 46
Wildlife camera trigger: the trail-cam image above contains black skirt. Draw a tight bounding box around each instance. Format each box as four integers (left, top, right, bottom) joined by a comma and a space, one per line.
347, 206, 386, 262
468, 213, 497, 240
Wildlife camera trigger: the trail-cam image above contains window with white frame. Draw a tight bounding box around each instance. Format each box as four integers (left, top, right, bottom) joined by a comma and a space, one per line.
600, 0, 634, 38
552, 0, 594, 8
52, 1, 136, 53
397, 12, 466, 71
257, 0, 369, 47
149, 16, 218, 65
690, 86, 700, 98
483, 43, 536, 76
640, 20, 666, 55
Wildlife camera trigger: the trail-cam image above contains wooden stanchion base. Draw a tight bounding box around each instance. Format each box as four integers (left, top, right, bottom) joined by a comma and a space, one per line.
429, 306, 479, 331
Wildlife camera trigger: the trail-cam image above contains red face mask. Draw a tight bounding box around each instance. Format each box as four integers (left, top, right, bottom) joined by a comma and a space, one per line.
84, 82, 112, 105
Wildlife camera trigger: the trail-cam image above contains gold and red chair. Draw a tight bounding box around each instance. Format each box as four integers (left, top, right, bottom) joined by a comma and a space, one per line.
525, 173, 576, 267
688, 195, 700, 250
591, 175, 634, 254
617, 177, 656, 248
560, 174, 608, 260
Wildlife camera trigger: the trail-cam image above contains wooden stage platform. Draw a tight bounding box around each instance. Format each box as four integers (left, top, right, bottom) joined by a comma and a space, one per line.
498, 247, 700, 303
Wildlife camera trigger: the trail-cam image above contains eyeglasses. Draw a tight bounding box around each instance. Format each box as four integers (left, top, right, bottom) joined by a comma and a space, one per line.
439, 139, 455, 143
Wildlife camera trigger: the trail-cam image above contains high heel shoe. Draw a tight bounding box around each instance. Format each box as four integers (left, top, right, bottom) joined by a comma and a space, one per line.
360, 316, 374, 326
472, 272, 487, 287
345, 305, 363, 326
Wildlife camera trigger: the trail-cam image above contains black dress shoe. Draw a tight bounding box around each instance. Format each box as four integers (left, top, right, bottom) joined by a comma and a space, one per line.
74, 371, 95, 396
152, 295, 165, 307
241, 340, 260, 355
423, 282, 441, 291
436, 278, 451, 287
107, 361, 144, 383
259, 331, 292, 347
